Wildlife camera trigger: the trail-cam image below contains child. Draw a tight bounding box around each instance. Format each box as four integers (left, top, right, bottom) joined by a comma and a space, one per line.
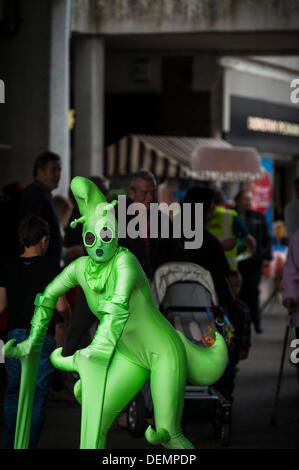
0, 215, 71, 448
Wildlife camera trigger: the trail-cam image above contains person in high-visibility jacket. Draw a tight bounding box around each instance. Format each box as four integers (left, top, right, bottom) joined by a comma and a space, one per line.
207, 191, 255, 271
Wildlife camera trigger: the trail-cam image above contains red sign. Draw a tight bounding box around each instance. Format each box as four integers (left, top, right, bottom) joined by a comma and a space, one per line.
252, 168, 272, 215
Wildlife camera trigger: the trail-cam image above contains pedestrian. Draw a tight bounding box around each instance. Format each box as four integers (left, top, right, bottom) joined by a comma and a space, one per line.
207, 189, 255, 271
284, 176, 299, 240
18, 152, 63, 263
0, 215, 71, 448
281, 228, 299, 385
234, 189, 272, 333
177, 186, 234, 314
227, 270, 252, 362
118, 169, 179, 282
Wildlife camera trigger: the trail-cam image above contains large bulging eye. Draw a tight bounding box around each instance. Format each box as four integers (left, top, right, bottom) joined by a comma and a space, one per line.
84, 231, 96, 246
100, 227, 113, 243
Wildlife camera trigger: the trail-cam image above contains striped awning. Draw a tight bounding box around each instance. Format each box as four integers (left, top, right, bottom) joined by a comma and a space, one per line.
104, 134, 232, 179
190, 146, 263, 182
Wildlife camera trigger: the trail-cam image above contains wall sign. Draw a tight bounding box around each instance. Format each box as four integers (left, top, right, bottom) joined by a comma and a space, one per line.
225, 95, 299, 154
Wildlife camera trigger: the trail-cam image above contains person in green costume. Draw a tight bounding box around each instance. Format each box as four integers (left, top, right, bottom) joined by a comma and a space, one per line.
3, 176, 228, 449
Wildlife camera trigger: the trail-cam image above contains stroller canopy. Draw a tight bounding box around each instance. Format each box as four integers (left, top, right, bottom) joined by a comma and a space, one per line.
151, 262, 218, 308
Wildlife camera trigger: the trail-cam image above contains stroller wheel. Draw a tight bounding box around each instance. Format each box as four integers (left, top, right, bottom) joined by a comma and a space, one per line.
213, 404, 223, 436
220, 407, 231, 447
127, 392, 147, 438
220, 422, 231, 447
214, 404, 231, 447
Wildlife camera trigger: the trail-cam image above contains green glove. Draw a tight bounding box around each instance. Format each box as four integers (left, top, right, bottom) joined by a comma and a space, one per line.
84, 300, 129, 358
4, 293, 56, 359
3, 293, 57, 449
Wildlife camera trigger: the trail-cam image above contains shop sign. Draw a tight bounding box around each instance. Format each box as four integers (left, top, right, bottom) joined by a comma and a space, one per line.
225, 96, 299, 153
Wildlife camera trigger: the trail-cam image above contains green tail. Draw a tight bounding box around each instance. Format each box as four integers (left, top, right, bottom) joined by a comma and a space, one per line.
177, 331, 228, 386
145, 426, 170, 445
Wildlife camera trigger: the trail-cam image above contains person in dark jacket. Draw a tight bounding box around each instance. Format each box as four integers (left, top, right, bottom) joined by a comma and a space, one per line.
118, 170, 179, 282
176, 185, 234, 314
18, 152, 83, 394
234, 189, 272, 333
19, 152, 82, 266
18, 152, 63, 263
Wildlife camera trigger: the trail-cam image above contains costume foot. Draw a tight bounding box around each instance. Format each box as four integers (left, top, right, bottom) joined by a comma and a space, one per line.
145, 426, 170, 445
162, 433, 195, 449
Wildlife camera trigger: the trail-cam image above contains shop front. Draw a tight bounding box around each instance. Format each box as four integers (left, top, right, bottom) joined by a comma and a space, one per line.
221, 57, 299, 223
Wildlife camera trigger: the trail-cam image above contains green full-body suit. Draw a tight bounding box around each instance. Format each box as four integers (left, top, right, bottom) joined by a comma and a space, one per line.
4, 177, 228, 449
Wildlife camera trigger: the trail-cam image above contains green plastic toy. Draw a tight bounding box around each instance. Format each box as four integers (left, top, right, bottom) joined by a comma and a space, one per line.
3, 176, 228, 449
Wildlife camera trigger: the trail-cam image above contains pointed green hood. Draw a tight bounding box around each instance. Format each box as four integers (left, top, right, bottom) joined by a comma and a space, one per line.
70, 176, 118, 264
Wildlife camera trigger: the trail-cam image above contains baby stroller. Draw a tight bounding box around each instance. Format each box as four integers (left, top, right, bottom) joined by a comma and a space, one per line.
126, 262, 232, 447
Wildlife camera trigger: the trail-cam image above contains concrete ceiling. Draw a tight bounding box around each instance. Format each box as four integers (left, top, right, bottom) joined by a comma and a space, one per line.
100, 31, 299, 55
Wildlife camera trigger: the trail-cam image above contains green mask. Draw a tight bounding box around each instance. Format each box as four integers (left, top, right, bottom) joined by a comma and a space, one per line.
70, 177, 118, 264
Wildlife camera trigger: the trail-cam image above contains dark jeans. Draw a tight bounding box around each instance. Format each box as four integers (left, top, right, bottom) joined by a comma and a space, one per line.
2, 329, 56, 449
214, 349, 239, 402
239, 260, 262, 328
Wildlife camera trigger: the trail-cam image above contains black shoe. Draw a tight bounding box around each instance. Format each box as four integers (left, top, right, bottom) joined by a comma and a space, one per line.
254, 324, 263, 334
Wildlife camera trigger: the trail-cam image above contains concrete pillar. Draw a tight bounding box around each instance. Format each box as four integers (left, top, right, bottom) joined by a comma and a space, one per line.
0, 0, 71, 194
7, 0, 52, 188
73, 37, 105, 178
49, 0, 71, 196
